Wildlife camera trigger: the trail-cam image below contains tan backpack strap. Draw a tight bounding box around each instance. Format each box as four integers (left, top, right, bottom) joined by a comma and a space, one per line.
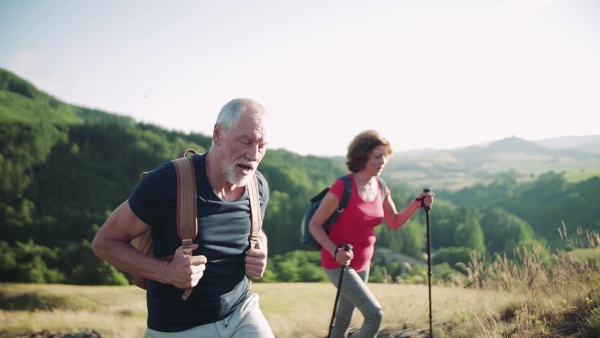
178, 148, 197, 158
248, 174, 262, 249
172, 157, 198, 250
246, 175, 262, 291
172, 154, 198, 301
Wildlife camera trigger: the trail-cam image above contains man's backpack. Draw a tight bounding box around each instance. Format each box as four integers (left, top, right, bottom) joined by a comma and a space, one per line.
131, 149, 262, 300
300, 175, 387, 251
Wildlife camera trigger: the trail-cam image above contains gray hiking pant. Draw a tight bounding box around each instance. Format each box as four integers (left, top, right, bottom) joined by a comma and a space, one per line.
325, 267, 383, 338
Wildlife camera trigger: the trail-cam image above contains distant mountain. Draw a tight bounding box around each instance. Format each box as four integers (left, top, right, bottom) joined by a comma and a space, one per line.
385, 135, 600, 190
456, 136, 552, 157
532, 135, 600, 153
398, 135, 600, 155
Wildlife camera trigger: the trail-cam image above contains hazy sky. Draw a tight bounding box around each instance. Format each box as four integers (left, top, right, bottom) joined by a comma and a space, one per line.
1, 0, 599, 156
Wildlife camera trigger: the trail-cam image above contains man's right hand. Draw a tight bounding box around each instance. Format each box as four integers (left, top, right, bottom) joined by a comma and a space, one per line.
167, 244, 207, 289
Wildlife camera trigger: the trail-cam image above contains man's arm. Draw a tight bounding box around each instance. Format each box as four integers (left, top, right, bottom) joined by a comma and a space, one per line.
91, 200, 206, 289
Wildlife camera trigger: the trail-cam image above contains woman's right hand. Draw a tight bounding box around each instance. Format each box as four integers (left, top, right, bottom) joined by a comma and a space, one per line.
334, 244, 354, 266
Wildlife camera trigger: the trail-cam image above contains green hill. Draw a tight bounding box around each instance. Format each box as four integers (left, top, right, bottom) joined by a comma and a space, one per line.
1, 67, 600, 287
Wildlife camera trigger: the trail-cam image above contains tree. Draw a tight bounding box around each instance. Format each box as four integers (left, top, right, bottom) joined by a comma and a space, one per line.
454, 207, 485, 253
480, 207, 534, 255
376, 220, 425, 259
432, 247, 473, 268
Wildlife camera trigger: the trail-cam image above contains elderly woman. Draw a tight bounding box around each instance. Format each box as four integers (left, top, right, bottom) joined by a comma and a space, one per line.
309, 130, 434, 338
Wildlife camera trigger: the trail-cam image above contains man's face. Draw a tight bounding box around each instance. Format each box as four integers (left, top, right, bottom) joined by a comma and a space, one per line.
220, 113, 269, 186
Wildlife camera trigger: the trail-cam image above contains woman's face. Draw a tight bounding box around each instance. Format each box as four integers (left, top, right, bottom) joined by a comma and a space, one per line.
365, 145, 389, 176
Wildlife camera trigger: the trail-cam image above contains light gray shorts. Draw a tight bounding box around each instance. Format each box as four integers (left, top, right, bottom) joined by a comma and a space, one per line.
145, 291, 274, 338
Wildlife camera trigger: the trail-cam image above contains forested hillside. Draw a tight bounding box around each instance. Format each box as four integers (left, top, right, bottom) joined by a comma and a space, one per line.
1, 67, 599, 286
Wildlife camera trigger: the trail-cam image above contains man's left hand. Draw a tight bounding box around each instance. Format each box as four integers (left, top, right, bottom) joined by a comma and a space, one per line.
245, 239, 267, 278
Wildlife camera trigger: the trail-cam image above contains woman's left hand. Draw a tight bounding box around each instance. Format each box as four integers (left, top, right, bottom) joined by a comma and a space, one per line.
416, 191, 434, 209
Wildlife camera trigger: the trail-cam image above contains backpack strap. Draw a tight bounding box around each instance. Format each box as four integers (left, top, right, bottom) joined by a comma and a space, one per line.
247, 174, 262, 249
171, 150, 198, 301
178, 148, 197, 158
328, 175, 352, 225
376, 177, 388, 200
339, 175, 353, 210
246, 174, 262, 291
172, 156, 198, 255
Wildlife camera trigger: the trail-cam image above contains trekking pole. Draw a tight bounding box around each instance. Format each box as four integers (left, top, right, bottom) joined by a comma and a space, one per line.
419, 188, 433, 337
328, 243, 352, 338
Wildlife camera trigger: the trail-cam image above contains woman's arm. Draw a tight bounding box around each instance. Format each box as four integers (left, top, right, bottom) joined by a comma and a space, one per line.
383, 191, 434, 230
308, 192, 342, 258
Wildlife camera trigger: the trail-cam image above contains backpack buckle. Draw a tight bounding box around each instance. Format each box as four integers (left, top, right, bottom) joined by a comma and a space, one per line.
182, 239, 193, 256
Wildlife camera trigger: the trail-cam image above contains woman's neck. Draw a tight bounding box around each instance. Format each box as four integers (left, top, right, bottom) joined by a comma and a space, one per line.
353, 172, 374, 188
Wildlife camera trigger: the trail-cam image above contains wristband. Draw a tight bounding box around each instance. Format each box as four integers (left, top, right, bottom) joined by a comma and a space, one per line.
334, 246, 341, 258
334, 243, 347, 258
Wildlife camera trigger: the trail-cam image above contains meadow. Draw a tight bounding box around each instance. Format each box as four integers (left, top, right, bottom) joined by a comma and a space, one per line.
2, 234, 600, 338
2, 227, 600, 338
0, 282, 525, 338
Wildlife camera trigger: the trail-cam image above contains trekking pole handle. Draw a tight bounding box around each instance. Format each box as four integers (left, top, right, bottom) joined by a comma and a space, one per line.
335, 243, 353, 256
415, 188, 431, 211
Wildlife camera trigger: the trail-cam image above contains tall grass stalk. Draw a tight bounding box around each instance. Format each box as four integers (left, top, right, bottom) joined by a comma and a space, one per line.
456, 224, 600, 337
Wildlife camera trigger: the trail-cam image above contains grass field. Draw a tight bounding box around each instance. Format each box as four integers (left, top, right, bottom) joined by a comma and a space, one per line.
2, 237, 600, 337
0, 282, 526, 338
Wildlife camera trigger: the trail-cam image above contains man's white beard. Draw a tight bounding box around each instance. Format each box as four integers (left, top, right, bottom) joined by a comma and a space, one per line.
224, 163, 253, 186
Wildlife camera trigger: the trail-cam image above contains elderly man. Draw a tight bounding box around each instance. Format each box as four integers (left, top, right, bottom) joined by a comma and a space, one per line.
92, 98, 274, 337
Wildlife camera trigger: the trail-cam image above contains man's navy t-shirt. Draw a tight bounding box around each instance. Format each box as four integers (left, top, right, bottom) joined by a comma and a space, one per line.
128, 153, 269, 332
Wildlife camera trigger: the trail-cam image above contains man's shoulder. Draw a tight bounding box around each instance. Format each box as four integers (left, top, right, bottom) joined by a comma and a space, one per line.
254, 170, 269, 201
255, 170, 266, 184
190, 152, 207, 167
141, 160, 177, 183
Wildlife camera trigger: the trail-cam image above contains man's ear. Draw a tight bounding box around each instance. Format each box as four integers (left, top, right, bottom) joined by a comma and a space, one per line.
213, 123, 221, 146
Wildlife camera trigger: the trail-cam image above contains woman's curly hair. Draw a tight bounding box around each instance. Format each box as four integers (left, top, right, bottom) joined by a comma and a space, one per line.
346, 130, 393, 173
